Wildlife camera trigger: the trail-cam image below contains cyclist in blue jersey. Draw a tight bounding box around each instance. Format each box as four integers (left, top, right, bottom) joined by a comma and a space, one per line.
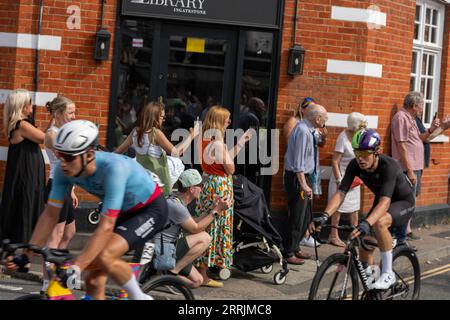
6, 120, 167, 300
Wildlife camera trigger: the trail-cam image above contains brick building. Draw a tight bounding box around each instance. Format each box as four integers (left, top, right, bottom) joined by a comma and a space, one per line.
0, 0, 449, 221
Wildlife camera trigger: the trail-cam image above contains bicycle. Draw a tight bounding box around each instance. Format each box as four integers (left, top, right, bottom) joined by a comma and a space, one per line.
308, 225, 421, 300
0, 240, 194, 300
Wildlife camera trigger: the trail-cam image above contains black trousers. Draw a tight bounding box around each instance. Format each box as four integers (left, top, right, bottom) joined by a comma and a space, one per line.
282, 170, 313, 257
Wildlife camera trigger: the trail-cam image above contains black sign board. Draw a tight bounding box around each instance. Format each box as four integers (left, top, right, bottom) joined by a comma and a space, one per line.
122, 0, 280, 29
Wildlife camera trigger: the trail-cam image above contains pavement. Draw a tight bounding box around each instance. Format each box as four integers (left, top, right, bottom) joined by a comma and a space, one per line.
5, 223, 450, 300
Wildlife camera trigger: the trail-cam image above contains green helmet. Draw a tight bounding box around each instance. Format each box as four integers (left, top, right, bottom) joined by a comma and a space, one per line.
352, 129, 381, 151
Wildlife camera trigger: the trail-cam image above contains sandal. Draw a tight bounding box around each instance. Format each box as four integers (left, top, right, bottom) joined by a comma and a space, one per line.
328, 237, 346, 247
201, 279, 223, 288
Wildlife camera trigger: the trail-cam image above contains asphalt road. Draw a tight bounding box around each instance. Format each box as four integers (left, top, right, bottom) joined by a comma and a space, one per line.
1, 256, 449, 301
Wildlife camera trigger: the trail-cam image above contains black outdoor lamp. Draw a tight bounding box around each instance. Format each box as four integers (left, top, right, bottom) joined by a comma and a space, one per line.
94, 28, 111, 61
94, 0, 110, 61
287, 44, 305, 76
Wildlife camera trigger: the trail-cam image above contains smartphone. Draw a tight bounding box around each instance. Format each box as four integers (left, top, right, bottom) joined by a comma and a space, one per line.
433, 112, 438, 120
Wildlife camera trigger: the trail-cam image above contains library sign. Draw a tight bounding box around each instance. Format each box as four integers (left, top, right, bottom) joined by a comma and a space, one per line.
122, 0, 280, 29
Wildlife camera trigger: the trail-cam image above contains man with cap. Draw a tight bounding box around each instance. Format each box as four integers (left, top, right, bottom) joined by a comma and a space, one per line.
156, 169, 232, 288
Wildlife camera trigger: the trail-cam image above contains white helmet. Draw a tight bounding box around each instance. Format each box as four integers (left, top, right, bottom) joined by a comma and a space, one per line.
54, 120, 98, 155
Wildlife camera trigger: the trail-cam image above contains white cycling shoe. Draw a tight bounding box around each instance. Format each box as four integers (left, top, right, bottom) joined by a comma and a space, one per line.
371, 272, 396, 290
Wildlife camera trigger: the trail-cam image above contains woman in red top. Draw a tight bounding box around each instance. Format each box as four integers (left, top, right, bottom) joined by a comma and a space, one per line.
195, 106, 252, 287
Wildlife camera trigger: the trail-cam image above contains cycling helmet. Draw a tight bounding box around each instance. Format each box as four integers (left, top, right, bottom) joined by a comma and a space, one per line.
352, 128, 381, 151
54, 120, 99, 155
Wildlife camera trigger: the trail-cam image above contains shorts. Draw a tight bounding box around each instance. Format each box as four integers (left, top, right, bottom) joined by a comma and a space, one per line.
175, 236, 192, 277
45, 179, 75, 224
369, 194, 415, 227
114, 194, 168, 250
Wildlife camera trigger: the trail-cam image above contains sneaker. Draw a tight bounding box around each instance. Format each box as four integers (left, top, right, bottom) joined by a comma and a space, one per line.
371, 272, 396, 290
141, 294, 154, 300
300, 236, 321, 248
407, 232, 421, 241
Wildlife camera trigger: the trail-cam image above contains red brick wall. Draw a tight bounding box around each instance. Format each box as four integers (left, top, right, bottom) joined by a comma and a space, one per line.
271, 0, 450, 213
1, 1, 449, 209
0, 0, 118, 202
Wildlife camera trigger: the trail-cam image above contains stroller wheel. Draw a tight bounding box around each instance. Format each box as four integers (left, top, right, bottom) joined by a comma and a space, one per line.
273, 271, 287, 285
218, 268, 231, 281
88, 210, 100, 225
261, 264, 273, 274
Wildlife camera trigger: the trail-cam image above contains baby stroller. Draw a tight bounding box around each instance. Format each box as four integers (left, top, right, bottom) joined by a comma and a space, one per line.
228, 174, 289, 285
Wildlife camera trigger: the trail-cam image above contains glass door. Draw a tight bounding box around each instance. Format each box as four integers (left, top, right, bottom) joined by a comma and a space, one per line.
157, 25, 237, 138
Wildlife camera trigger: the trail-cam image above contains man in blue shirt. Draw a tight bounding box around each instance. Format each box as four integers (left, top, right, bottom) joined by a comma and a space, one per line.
283, 104, 328, 264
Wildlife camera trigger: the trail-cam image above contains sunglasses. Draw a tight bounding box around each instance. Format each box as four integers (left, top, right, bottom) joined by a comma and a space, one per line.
301, 97, 315, 109
354, 150, 375, 158
55, 151, 79, 162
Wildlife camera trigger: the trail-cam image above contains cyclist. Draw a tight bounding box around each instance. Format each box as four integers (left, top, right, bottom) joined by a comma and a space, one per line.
5, 120, 168, 300
310, 129, 415, 290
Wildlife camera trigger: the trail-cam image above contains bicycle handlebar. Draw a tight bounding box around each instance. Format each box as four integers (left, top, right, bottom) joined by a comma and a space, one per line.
1, 239, 72, 266
314, 225, 376, 252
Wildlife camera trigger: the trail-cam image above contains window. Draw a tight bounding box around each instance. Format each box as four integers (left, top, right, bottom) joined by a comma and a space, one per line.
410, 0, 444, 125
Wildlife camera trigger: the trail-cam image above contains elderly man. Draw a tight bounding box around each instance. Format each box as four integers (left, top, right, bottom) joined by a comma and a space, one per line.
283, 104, 328, 264
391, 91, 440, 241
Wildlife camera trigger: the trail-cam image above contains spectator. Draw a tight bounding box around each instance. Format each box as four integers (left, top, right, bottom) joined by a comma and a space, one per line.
283, 104, 328, 264
416, 112, 450, 170
236, 97, 267, 184
115, 100, 200, 194
44, 95, 79, 250
195, 106, 252, 286
155, 169, 231, 288
283, 97, 315, 142
237, 97, 266, 131
391, 91, 440, 241
327, 112, 367, 247
0, 89, 45, 243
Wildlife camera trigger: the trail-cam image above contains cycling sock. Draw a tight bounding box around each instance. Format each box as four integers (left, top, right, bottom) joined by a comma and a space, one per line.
380, 250, 393, 274
122, 275, 147, 300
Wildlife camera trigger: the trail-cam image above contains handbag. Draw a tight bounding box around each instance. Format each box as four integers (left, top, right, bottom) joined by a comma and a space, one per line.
152, 234, 176, 271
136, 128, 172, 195
350, 176, 364, 189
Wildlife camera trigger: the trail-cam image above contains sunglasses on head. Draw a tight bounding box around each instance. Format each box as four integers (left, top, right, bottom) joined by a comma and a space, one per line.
354, 150, 375, 157
55, 151, 79, 162
301, 97, 315, 109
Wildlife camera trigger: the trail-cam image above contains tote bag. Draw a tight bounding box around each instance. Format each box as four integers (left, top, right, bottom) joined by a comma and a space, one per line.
136, 128, 172, 195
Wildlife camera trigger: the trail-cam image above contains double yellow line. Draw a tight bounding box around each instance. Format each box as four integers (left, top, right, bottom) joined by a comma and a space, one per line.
417, 263, 450, 281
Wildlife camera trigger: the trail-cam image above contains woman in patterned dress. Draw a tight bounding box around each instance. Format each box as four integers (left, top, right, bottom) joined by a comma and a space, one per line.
195, 106, 252, 287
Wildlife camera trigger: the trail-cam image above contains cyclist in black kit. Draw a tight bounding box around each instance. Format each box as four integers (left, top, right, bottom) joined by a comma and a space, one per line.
310, 129, 414, 290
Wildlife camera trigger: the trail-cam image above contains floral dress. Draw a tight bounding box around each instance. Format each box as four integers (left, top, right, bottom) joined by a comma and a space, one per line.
194, 140, 234, 269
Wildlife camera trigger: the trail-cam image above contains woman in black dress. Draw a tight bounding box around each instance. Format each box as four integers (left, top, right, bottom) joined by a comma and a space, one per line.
0, 89, 45, 243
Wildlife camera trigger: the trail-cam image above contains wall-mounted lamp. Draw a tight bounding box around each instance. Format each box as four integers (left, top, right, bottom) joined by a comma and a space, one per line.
94, 28, 111, 61
287, 44, 305, 76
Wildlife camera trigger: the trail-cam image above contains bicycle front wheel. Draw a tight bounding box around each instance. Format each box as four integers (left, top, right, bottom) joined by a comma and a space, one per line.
308, 253, 359, 300
141, 275, 195, 300
391, 245, 421, 300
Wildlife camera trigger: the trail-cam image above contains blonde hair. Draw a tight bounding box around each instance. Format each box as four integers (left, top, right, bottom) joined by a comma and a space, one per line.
46, 95, 73, 118
347, 112, 367, 132
3, 89, 31, 137
202, 106, 231, 139
136, 100, 165, 148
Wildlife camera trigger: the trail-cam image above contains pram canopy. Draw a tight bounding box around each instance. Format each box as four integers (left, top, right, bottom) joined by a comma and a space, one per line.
232, 174, 283, 249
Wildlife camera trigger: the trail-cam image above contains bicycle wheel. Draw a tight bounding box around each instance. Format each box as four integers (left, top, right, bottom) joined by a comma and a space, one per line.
15, 294, 48, 300
391, 245, 421, 300
141, 275, 195, 300
309, 253, 359, 300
